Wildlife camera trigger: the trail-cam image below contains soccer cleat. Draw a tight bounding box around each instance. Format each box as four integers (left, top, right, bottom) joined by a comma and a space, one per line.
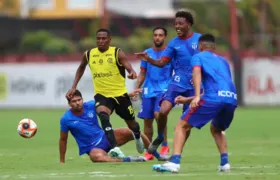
160, 146, 169, 155
144, 152, 154, 161
147, 138, 163, 154
127, 156, 147, 162
157, 154, 171, 161
152, 162, 180, 173
108, 147, 125, 159
218, 163, 231, 172
132, 133, 145, 154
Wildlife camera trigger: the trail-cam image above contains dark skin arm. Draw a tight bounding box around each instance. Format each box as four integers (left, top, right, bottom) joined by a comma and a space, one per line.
135, 69, 146, 89
118, 50, 137, 79
59, 131, 68, 163
135, 52, 171, 68
65, 52, 88, 99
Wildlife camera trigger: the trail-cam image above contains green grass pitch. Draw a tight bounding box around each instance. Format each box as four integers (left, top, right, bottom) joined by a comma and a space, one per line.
0, 107, 280, 180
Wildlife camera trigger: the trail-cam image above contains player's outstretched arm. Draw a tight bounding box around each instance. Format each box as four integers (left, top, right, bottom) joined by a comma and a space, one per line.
118, 49, 137, 79
59, 131, 68, 163
66, 52, 88, 99
135, 52, 171, 67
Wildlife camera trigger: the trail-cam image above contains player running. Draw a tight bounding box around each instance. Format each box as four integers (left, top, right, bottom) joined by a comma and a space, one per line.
135, 27, 173, 160
66, 29, 144, 159
136, 11, 201, 153
60, 90, 168, 163
152, 34, 237, 173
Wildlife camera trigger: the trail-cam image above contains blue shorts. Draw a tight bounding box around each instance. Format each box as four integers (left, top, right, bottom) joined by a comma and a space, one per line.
138, 95, 162, 119
86, 135, 112, 155
181, 100, 237, 130
160, 84, 197, 112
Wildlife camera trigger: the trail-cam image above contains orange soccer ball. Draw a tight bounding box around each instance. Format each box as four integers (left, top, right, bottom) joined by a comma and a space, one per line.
17, 119, 37, 138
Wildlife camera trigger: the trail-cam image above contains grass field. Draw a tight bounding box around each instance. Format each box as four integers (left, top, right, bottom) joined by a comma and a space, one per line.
0, 107, 280, 180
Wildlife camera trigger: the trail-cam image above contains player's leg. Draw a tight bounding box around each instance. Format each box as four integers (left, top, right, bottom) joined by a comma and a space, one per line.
148, 84, 183, 154
153, 100, 220, 173
211, 103, 237, 172
115, 93, 144, 154
114, 127, 169, 161
154, 95, 169, 155
94, 94, 124, 158
138, 97, 156, 160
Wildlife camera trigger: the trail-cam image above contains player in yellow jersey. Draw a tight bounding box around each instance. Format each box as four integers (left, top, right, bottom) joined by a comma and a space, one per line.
66, 29, 144, 158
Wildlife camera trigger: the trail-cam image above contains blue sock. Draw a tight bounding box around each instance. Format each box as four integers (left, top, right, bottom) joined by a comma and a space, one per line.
220, 153, 229, 166
152, 151, 160, 159
170, 154, 181, 164
161, 141, 168, 147
123, 157, 131, 162
157, 131, 164, 140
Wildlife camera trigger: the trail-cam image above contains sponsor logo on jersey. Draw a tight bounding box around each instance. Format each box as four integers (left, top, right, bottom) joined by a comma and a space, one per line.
93, 71, 113, 78
218, 90, 237, 99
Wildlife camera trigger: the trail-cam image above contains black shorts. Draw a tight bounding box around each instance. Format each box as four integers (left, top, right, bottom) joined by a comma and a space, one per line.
94, 93, 135, 120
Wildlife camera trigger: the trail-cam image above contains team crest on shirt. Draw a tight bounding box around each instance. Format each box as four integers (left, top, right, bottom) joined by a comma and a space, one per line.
88, 112, 94, 118
107, 58, 113, 63
99, 59, 103, 64
192, 42, 198, 50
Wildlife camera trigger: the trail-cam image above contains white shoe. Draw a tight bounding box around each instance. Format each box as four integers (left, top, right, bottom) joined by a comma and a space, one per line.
218, 163, 231, 172
108, 147, 125, 159
152, 161, 180, 173
132, 133, 145, 154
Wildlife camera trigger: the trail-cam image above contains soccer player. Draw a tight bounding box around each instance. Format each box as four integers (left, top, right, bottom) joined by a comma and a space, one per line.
135, 27, 173, 160
152, 34, 237, 173
135, 11, 201, 153
66, 29, 144, 159
60, 90, 168, 163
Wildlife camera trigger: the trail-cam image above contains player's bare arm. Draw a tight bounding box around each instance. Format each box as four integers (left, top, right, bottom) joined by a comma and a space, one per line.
135, 52, 171, 67
66, 52, 88, 99
136, 69, 146, 89
59, 131, 68, 163
175, 90, 204, 104
118, 49, 137, 79
190, 67, 202, 109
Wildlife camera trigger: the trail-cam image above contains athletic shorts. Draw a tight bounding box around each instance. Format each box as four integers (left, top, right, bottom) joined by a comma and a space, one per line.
137, 95, 163, 119
160, 84, 200, 112
86, 134, 112, 155
94, 93, 135, 120
181, 100, 237, 130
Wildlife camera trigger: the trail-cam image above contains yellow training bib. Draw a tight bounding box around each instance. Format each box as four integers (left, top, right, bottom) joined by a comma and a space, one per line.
87, 46, 127, 97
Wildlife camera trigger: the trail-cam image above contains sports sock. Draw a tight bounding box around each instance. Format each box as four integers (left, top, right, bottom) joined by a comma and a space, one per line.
161, 141, 168, 147
157, 131, 164, 141
152, 151, 160, 159
131, 122, 141, 139
170, 154, 181, 164
123, 157, 131, 162
220, 153, 229, 166
98, 112, 117, 148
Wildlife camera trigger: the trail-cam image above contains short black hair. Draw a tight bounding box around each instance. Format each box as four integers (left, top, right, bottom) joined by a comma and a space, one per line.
67, 89, 82, 102
96, 28, 111, 36
153, 27, 167, 36
199, 34, 216, 43
175, 11, 194, 25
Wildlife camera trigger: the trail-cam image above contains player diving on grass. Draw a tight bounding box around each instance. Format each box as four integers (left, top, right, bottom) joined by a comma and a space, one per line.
134, 27, 173, 160
60, 90, 169, 163
152, 34, 237, 173
66, 29, 144, 158
135, 11, 201, 154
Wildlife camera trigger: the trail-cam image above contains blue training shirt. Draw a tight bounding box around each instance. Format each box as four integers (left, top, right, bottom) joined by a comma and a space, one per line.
162, 32, 201, 89
141, 47, 173, 98
191, 51, 237, 105
60, 100, 104, 155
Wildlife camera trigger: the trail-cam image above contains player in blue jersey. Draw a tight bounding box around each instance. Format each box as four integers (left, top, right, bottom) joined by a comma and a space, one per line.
152, 34, 237, 173
135, 11, 201, 153
59, 90, 168, 163
135, 27, 173, 160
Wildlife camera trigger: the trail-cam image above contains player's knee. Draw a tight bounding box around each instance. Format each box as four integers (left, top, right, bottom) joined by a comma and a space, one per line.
159, 102, 172, 116
144, 119, 153, 127
210, 124, 222, 134
176, 120, 192, 131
